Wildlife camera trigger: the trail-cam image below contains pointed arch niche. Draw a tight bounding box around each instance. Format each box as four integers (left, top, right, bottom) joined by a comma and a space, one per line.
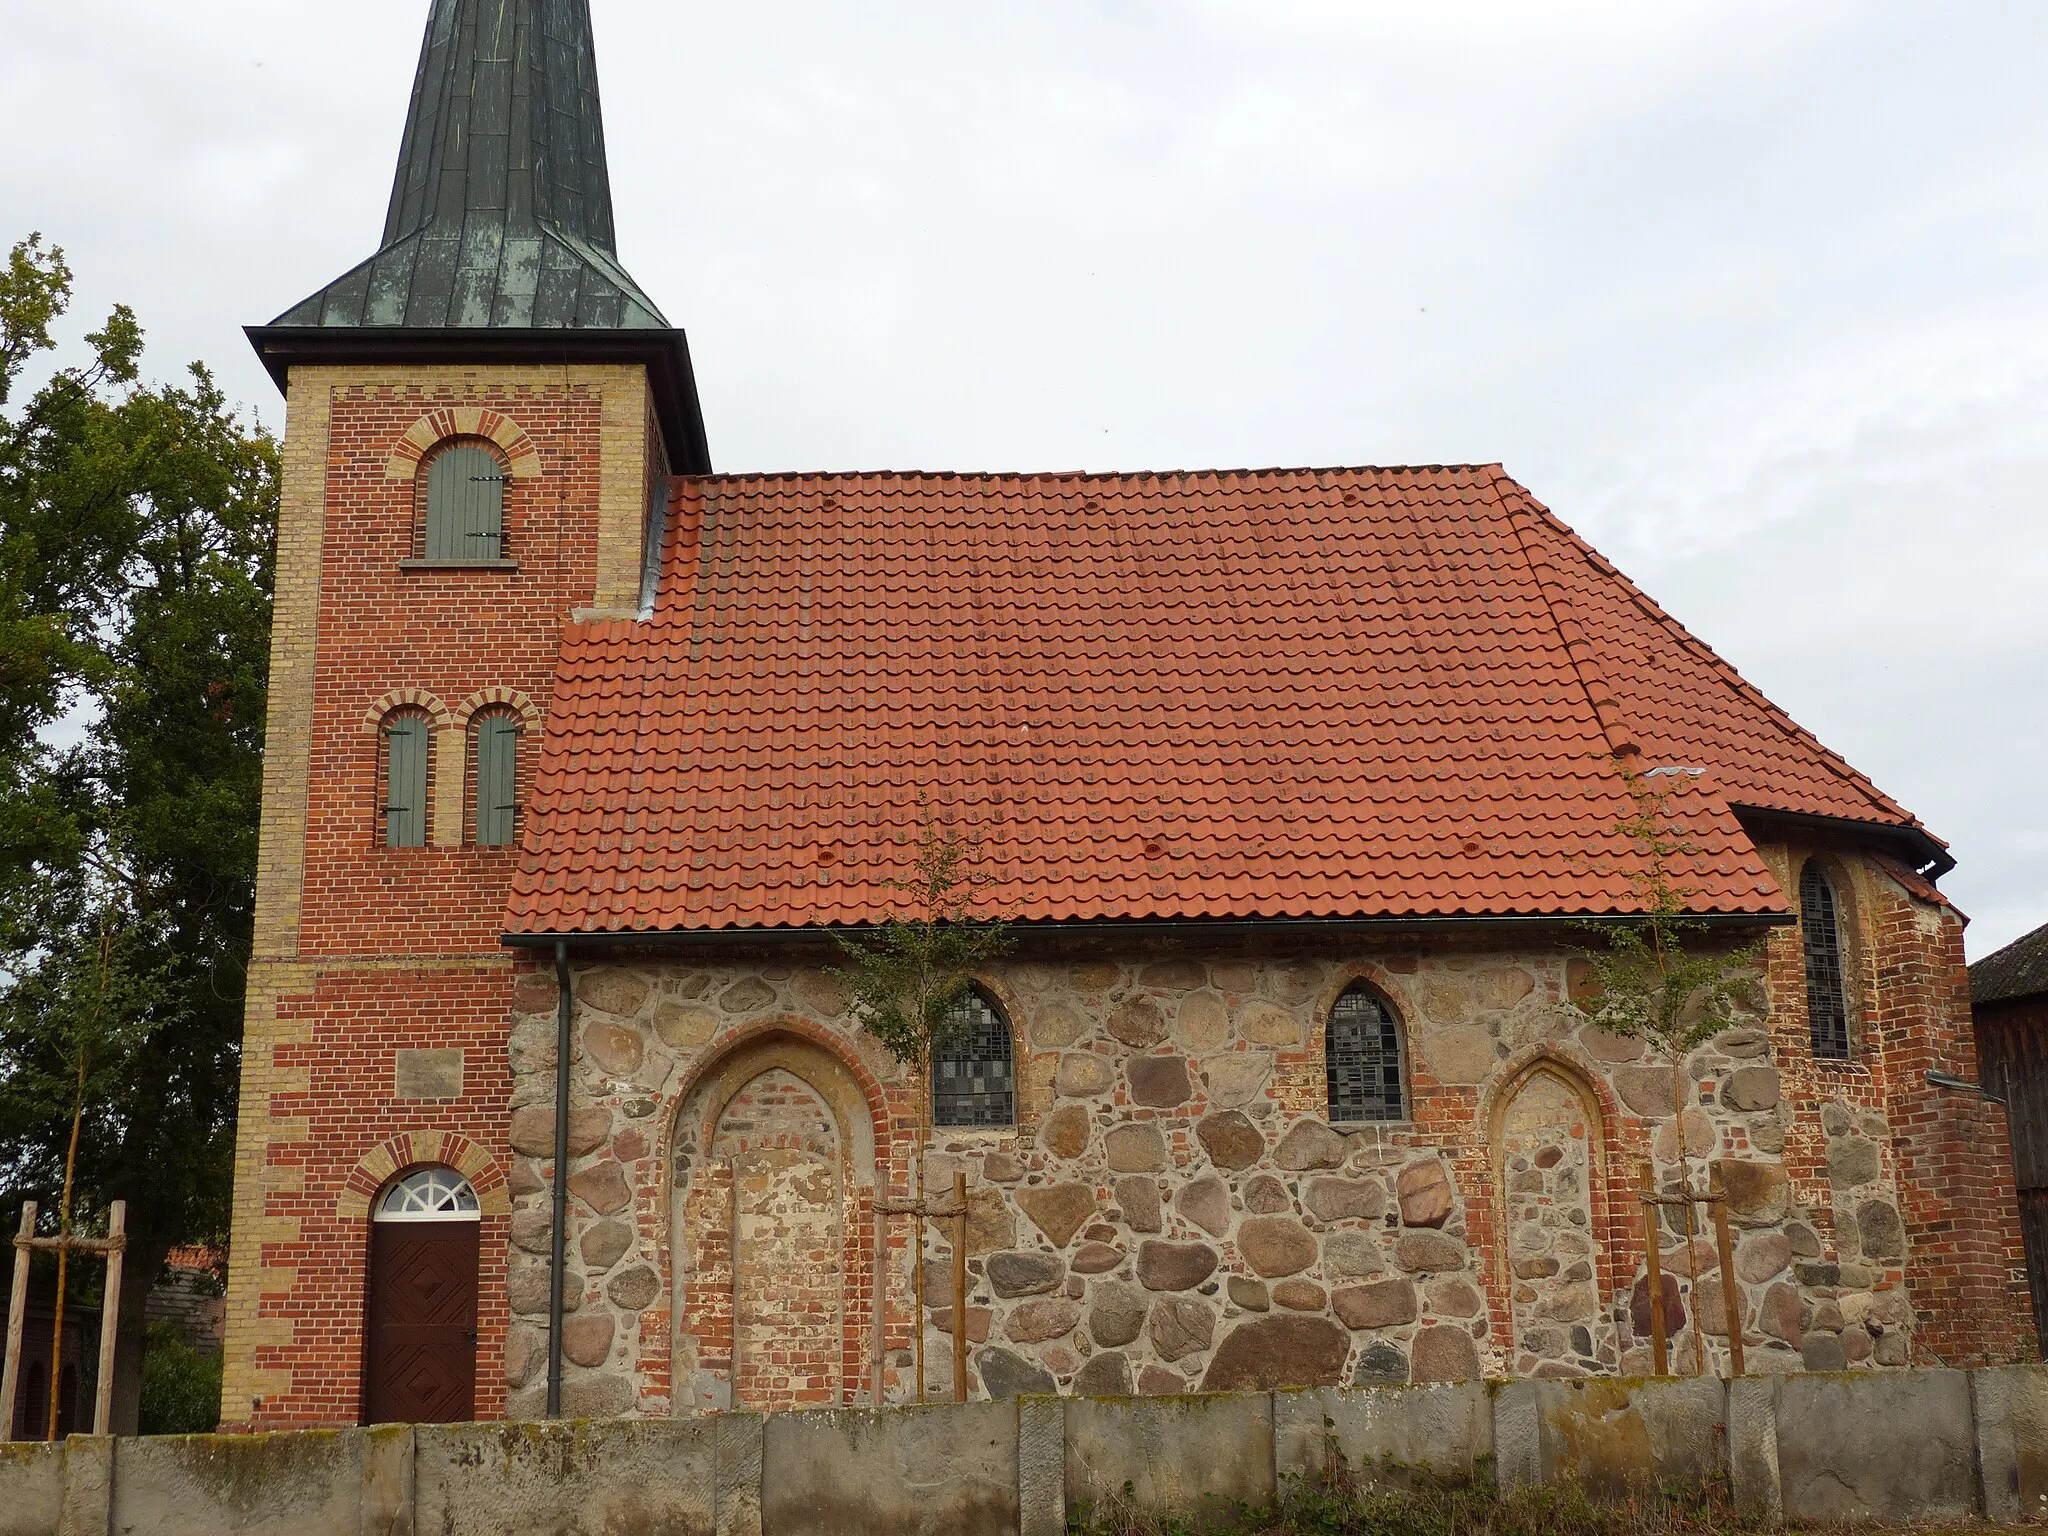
1487, 1052, 1619, 1378
667, 1028, 882, 1414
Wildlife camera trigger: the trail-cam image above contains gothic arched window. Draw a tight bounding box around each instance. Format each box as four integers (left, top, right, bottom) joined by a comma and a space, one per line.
420, 439, 506, 561
1327, 982, 1406, 1123
933, 987, 1015, 1127
1801, 863, 1852, 1060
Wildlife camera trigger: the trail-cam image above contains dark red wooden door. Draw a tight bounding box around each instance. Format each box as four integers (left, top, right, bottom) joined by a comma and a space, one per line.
363, 1220, 479, 1424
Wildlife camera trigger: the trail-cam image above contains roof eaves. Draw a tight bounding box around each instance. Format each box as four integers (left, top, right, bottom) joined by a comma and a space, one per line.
503, 909, 1797, 952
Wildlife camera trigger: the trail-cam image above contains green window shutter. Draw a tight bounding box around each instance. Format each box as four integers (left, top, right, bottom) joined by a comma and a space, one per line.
384, 714, 429, 848
475, 714, 520, 846
424, 445, 505, 561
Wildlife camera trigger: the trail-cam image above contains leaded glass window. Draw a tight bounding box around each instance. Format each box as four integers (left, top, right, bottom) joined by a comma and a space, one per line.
1327, 983, 1405, 1122
473, 711, 519, 846
933, 989, 1014, 1127
382, 711, 429, 848
423, 442, 505, 561
1802, 863, 1851, 1060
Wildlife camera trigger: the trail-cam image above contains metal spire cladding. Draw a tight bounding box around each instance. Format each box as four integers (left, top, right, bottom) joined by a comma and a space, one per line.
269, 0, 665, 331
251, 0, 708, 471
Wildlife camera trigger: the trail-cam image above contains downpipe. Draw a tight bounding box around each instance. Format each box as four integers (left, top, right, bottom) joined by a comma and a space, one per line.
548, 939, 573, 1418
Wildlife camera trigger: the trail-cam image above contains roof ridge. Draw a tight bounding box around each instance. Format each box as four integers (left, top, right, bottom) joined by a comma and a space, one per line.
1489, 472, 1641, 768
666, 464, 1510, 486
1488, 469, 1923, 837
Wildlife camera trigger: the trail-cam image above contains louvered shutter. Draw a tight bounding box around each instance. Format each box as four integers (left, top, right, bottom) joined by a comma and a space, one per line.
384, 715, 429, 847
475, 714, 519, 846
425, 445, 505, 561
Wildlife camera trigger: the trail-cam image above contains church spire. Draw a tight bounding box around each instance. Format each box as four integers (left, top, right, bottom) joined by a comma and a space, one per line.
267, 0, 666, 332
250, 0, 709, 471
382, 0, 618, 258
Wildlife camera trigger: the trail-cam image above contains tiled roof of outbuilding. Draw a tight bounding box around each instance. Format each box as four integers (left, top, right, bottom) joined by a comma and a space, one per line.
505, 465, 1935, 936
1971, 921, 2048, 1008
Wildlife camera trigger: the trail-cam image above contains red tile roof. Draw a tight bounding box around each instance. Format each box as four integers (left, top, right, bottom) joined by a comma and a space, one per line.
505, 466, 1931, 936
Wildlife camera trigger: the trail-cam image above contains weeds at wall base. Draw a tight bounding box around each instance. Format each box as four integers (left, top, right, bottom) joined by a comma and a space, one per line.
1070, 1455, 1777, 1536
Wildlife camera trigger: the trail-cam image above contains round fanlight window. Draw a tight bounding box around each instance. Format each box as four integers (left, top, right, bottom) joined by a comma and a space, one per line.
375, 1166, 481, 1222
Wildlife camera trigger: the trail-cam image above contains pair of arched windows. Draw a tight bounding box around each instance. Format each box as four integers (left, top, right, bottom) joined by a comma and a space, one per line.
377, 708, 521, 849
417, 440, 507, 562
1800, 862, 1852, 1060
926, 980, 1411, 1128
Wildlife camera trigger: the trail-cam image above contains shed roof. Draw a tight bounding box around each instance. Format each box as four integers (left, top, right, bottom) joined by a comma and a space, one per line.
1972, 921, 2048, 1008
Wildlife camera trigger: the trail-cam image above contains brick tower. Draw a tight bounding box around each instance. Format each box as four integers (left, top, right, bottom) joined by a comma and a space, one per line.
223, 0, 708, 1428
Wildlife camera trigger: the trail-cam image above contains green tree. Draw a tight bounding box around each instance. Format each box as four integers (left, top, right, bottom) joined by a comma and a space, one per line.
1565, 761, 1764, 1369
0, 233, 276, 1431
831, 803, 1009, 1398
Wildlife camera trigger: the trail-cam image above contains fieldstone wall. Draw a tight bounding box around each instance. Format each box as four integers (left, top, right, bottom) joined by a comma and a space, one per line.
493, 842, 1976, 1414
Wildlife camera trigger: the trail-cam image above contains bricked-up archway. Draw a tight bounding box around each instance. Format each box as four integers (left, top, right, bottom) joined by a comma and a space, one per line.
1483, 1049, 1623, 1377
667, 1029, 882, 1412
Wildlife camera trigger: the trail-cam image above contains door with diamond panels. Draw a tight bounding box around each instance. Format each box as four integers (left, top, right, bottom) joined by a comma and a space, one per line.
363, 1220, 479, 1424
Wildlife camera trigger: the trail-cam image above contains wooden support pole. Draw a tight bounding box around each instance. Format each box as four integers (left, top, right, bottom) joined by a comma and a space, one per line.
94, 1202, 126, 1434
1640, 1166, 1667, 1378
2, 1202, 34, 1443
1709, 1168, 1744, 1378
952, 1173, 969, 1403
1681, 1191, 1704, 1379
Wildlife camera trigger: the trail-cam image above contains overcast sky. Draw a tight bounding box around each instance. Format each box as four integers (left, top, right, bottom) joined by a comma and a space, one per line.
5, 1, 2045, 959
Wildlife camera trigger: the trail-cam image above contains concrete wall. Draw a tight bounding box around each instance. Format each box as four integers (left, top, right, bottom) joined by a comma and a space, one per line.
10, 1364, 2046, 1535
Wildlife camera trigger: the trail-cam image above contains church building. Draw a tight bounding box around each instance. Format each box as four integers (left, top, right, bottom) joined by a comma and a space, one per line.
222, 0, 2033, 1429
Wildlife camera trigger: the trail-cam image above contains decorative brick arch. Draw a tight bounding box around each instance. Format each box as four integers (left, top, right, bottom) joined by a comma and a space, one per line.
362, 686, 454, 733
383, 406, 542, 481
454, 686, 542, 730
663, 1015, 896, 1411
1480, 1045, 1626, 1349
338, 1129, 511, 1220
1307, 962, 1416, 1123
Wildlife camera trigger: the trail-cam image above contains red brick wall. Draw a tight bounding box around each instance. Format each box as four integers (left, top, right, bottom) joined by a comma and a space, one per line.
235, 374, 632, 1430
1758, 844, 2032, 1366
302, 385, 601, 956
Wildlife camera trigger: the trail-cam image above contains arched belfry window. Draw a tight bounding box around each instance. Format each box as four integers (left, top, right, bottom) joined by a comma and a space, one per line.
1801, 863, 1852, 1060
381, 710, 430, 848
933, 987, 1014, 1127
422, 440, 506, 561
1327, 982, 1405, 1123
472, 710, 520, 846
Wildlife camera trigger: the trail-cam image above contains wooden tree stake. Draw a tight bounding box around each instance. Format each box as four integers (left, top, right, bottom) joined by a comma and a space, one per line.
1640, 1166, 1667, 1377
2, 1200, 124, 1440
1710, 1165, 1744, 1378
94, 1204, 126, 1432
952, 1172, 969, 1403
1, 1203, 34, 1440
